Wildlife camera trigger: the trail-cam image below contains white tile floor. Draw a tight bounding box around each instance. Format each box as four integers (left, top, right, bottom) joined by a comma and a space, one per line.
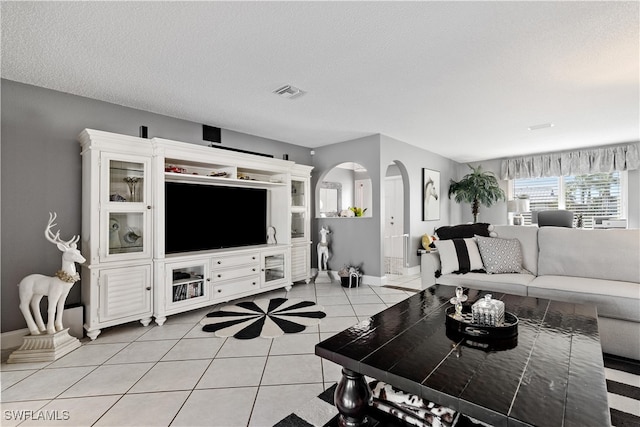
1, 275, 421, 427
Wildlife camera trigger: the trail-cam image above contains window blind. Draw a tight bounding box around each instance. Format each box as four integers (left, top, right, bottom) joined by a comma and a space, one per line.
513, 172, 622, 228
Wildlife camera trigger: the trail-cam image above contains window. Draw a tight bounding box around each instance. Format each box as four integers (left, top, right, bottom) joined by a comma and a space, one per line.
512, 172, 625, 228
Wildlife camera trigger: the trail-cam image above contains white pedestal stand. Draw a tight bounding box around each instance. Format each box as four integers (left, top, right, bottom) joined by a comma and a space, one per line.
7, 329, 81, 363
315, 270, 333, 284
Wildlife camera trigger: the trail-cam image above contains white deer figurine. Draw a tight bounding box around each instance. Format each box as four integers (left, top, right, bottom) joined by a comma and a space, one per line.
18, 212, 86, 335
317, 226, 331, 272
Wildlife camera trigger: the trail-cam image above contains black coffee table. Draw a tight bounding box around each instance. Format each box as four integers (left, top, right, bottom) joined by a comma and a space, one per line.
315, 285, 610, 427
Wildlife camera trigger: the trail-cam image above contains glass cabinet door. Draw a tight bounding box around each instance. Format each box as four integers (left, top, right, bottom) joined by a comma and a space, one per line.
101, 152, 151, 261
107, 159, 146, 204
262, 253, 286, 285
291, 212, 306, 239
108, 212, 145, 255
291, 179, 305, 208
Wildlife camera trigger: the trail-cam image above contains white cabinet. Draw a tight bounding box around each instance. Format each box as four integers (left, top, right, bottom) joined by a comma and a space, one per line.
94, 265, 152, 327
79, 130, 154, 340
290, 165, 313, 283
262, 250, 288, 287
80, 129, 310, 337
153, 259, 211, 325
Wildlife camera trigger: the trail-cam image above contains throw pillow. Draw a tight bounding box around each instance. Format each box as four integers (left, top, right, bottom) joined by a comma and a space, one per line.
434, 238, 484, 275
435, 223, 494, 240
475, 235, 524, 274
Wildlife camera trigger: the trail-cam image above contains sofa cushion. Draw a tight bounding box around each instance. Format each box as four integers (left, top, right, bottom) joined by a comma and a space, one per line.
537, 228, 640, 283
434, 238, 484, 275
435, 223, 493, 240
493, 225, 539, 276
437, 272, 533, 296
527, 275, 640, 322
475, 235, 525, 274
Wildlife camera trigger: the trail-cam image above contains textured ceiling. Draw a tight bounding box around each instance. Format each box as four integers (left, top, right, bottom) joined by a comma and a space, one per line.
2, 1, 638, 162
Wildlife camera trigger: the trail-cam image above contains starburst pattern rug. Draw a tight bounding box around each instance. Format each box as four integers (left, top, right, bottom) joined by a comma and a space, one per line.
200, 297, 326, 339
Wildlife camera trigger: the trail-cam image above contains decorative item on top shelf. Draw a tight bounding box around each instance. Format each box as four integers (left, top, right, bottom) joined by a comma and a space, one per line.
123, 176, 141, 202
209, 171, 228, 177
165, 165, 186, 174
238, 172, 254, 180
338, 265, 363, 288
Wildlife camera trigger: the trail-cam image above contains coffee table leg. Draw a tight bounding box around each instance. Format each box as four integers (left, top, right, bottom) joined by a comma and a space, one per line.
334, 368, 372, 426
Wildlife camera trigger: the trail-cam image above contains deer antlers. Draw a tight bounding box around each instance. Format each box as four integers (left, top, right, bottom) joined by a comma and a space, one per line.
45, 212, 80, 249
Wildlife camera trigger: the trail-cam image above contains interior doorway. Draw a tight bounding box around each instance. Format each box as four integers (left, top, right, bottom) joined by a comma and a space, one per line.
384, 163, 407, 275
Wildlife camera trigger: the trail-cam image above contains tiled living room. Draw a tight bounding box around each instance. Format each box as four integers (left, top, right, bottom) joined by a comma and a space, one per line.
2, 2, 639, 427
1, 276, 421, 426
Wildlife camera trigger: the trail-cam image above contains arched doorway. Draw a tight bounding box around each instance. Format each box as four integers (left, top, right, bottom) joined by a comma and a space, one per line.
384, 162, 407, 276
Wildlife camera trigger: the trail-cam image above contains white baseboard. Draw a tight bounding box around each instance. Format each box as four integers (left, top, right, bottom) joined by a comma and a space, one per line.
1, 328, 29, 350
405, 265, 421, 276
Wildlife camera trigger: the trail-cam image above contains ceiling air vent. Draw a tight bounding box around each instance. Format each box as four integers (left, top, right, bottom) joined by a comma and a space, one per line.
273, 85, 305, 99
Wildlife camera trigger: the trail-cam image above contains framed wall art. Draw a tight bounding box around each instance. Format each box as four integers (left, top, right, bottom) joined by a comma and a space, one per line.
422, 168, 440, 221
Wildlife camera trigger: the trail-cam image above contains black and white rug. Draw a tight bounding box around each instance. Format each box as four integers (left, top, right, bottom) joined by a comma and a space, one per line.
275, 354, 640, 427
200, 298, 326, 339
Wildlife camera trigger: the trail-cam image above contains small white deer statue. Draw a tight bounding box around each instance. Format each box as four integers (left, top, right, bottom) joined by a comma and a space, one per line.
18, 212, 86, 335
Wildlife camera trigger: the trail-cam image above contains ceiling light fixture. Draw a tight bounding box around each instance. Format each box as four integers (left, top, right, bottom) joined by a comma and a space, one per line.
273, 85, 305, 100
528, 123, 554, 131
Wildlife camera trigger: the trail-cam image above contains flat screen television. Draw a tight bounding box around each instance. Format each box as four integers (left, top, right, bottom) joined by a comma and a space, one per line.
165, 182, 268, 254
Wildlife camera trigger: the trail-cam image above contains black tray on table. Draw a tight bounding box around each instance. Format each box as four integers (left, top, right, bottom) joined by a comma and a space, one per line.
445, 305, 519, 352
445, 305, 518, 339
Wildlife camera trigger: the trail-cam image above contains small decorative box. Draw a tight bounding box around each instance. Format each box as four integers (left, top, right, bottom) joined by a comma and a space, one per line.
472, 294, 505, 326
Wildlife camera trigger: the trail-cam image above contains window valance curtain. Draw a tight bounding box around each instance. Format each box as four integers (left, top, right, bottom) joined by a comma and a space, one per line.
500, 142, 640, 179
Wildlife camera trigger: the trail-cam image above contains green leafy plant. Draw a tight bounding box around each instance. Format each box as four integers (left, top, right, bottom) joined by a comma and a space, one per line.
448, 165, 505, 223
349, 207, 367, 217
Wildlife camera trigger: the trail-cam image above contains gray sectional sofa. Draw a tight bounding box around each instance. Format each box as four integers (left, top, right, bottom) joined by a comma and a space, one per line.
421, 225, 640, 360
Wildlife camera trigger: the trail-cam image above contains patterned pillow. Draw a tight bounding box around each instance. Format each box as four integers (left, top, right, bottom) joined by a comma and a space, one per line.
475, 235, 524, 274
434, 238, 484, 275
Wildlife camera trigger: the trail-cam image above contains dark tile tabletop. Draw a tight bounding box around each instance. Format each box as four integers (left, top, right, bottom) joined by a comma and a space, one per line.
316, 285, 610, 427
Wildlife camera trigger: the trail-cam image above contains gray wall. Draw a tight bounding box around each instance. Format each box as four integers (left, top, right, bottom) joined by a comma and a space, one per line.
1, 79, 311, 333
312, 134, 383, 277
310, 134, 463, 278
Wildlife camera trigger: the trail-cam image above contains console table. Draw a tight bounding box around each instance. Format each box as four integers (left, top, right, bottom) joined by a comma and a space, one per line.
315, 285, 610, 427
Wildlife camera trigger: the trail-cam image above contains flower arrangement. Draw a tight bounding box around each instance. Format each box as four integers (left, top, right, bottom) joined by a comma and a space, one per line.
349, 207, 367, 217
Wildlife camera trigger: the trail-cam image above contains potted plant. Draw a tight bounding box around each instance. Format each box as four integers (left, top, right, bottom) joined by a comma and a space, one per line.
448, 165, 505, 223
349, 207, 367, 217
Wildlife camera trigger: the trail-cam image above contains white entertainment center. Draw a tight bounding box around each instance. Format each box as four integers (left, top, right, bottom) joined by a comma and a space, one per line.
79, 129, 312, 339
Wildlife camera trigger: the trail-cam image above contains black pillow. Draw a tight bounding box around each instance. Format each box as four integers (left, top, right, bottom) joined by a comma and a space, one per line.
435, 223, 492, 240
